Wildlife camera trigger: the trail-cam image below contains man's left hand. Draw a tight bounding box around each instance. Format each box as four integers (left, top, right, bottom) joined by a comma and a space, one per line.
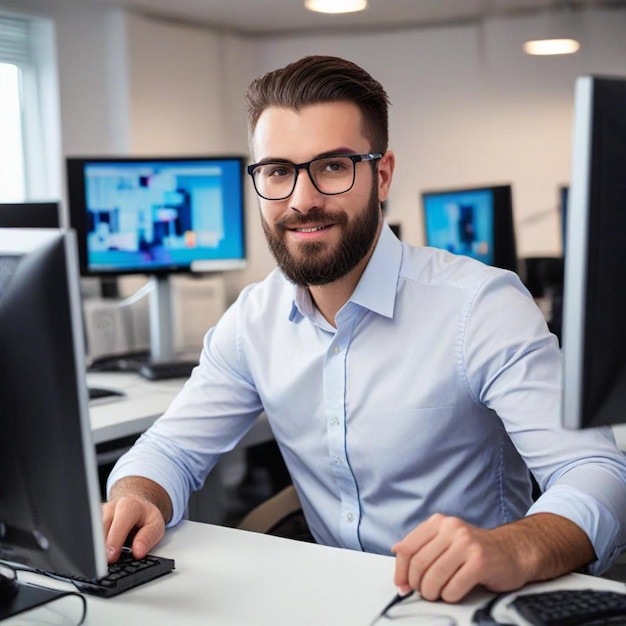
392, 512, 594, 603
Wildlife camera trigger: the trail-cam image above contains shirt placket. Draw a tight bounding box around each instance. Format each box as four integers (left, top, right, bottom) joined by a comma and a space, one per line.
324, 305, 363, 551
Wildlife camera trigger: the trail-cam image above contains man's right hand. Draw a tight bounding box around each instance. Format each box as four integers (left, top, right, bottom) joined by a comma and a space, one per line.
102, 476, 172, 563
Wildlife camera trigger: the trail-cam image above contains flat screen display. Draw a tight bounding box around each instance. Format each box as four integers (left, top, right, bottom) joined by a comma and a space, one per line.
67, 156, 246, 276
562, 75, 626, 429
421, 185, 517, 271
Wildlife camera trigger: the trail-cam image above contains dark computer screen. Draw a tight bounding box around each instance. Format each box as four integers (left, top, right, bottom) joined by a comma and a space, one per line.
66, 156, 246, 276
421, 185, 518, 272
0, 202, 61, 228
559, 185, 569, 254
562, 75, 626, 429
0, 228, 107, 617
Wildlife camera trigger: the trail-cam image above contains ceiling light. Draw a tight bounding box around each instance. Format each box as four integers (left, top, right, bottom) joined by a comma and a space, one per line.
523, 38, 581, 56
304, 0, 367, 14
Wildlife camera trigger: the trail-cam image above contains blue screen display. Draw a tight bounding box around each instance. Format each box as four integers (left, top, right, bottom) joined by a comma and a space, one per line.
81, 158, 245, 273
423, 188, 495, 265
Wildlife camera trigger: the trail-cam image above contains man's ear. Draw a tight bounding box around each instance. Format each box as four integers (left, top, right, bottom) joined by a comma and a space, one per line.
378, 151, 395, 203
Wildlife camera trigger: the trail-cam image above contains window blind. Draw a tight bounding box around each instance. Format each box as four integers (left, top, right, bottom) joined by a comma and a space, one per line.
0, 15, 31, 65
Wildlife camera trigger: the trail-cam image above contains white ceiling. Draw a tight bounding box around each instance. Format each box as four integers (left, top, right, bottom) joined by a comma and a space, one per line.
88, 0, 626, 36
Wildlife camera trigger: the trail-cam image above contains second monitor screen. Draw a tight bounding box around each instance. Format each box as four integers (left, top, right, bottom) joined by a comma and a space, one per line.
422, 184, 517, 272
68, 156, 246, 275
423, 187, 496, 266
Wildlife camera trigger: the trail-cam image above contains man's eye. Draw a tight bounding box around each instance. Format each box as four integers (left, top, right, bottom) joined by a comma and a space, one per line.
323, 159, 348, 174
267, 165, 292, 178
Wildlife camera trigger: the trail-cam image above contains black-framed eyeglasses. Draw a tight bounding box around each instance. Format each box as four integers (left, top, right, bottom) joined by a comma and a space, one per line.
246, 152, 383, 201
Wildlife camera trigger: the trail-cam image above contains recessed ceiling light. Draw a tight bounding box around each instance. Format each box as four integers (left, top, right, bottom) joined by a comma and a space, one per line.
304, 0, 367, 15
523, 38, 581, 56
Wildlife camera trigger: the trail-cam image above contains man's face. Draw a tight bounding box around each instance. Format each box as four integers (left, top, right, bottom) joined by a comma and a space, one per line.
251, 101, 392, 286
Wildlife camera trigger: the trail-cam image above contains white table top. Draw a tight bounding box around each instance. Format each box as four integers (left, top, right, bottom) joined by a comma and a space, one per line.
88, 372, 272, 449
13, 521, 626, 626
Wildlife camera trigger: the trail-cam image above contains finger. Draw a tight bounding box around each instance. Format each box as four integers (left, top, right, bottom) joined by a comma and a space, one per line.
129, 516, 165, 559
392, 514, 445, 591
418, 541, 467, 601
105, 498, 146, 562
438, 559, 482, 603
102, 502, 114, 537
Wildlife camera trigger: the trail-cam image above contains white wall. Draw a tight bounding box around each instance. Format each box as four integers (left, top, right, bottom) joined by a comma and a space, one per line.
122, 7, 626, 293
251, 8, 626, 263
2, 2, 626, 300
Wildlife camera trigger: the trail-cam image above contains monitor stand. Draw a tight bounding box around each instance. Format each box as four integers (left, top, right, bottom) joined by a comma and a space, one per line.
139, 275, 197, 380
86, 275, 198, 380
149, 274, 176, 362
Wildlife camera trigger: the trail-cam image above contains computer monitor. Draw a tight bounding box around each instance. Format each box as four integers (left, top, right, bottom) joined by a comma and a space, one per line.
66, 155, 247, 362
0, 228, 107, 618
559, 185, 569, 254
0, 201, 61, 228
421, 184, 518, 272
562, 75, 626, 429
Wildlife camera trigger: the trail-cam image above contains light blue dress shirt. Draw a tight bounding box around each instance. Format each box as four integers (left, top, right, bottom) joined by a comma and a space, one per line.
108, 223, 626, 574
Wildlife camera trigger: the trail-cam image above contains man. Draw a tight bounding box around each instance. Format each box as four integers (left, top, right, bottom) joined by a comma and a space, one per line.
104, 55, 626, 603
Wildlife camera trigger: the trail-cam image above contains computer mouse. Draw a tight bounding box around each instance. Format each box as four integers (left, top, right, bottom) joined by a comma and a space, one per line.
0, 565, 18, 601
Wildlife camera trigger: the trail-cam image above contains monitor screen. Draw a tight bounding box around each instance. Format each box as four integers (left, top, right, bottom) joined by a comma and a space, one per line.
0, 229, 107, 612
0, 202, 61, 228
66, 156, 247, 276
562, 75, 626, 429
421, 185, 518, 272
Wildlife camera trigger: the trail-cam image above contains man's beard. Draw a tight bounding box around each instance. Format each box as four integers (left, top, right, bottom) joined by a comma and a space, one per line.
261, 183, 381, 286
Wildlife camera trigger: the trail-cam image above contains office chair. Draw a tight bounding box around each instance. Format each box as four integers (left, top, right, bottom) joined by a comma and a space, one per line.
237, 484, 313, 542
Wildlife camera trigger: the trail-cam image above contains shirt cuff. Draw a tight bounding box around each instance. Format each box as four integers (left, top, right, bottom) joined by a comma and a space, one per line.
526, 483, 623, 575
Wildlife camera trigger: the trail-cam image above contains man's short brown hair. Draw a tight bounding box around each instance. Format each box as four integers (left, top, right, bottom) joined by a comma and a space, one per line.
246, 55, 390, 154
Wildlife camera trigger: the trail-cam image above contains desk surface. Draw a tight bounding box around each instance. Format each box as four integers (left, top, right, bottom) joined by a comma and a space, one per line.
88, 372, 272, 449
88, 372, 185, 445
15, 521, 626, 626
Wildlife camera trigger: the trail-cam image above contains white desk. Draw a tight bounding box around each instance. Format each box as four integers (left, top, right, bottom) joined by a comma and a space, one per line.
13, 521, 626, 626
88, 371, 272, 449
88, 372, 184, 446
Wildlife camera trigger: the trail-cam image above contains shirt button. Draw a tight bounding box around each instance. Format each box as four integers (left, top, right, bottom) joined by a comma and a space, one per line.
333, 347, 340, 355
330, 416, 340, 426
346, 513, 354, 523
333, 456, 341, 465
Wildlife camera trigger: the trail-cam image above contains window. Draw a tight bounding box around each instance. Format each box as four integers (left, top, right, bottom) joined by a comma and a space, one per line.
0, 61, 25, 199
0, 13, 60, 203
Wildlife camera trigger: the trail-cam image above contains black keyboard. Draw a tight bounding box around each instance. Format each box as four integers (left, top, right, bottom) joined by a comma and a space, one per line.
138, 360, 197, 381
68, 548, 175, 598
511, 589, 626, 626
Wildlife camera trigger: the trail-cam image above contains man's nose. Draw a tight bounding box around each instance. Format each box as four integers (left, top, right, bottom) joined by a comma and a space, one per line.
289, 168, 324, 213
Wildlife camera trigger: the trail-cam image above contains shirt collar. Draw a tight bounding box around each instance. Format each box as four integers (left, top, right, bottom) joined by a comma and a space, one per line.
288, 221, 402, 322
349, 221, 402, 318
